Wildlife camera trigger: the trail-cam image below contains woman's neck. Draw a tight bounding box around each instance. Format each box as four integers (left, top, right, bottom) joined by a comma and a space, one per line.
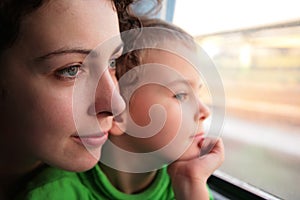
0, 159, 43, 199
99, 162, 157, 194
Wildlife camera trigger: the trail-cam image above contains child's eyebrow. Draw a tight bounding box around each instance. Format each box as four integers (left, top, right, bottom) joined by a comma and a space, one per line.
112, 43, 124, 56
166, 79, 202, 89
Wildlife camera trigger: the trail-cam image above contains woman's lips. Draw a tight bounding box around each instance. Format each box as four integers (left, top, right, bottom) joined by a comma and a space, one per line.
72, 132, 108, 147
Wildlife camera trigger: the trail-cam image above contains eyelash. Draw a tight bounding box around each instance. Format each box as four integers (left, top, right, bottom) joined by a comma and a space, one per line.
174, 92, 188, 101
108, 59, 117, 70
55, 63, 83, 80
55, 57, 118, 81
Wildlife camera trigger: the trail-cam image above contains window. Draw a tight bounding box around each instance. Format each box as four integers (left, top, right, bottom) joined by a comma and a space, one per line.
166, 0, 300, 199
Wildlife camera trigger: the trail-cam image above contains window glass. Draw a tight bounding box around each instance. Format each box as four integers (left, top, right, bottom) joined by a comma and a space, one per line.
170, 1, 300, 199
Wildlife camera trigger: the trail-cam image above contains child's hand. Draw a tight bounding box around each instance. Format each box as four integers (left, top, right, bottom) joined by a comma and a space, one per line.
167, 138, 224, 200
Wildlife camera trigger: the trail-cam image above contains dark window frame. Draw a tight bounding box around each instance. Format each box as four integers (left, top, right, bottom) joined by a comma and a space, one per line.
208, 171, 283, 200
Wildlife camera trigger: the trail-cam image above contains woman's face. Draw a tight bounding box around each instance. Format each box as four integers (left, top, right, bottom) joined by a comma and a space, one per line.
0, 0, 125, 171
115, 49, 210, 162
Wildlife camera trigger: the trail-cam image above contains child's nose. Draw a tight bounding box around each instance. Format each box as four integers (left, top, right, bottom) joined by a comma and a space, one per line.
195, 99, 210, 121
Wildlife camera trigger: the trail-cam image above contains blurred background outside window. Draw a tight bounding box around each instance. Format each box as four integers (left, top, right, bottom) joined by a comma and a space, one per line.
156, 0, 300, 199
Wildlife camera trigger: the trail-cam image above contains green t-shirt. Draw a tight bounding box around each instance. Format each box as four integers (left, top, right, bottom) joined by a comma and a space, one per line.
14, 164, 214, 200
14, 166, 91, 200
79, 165, 174, 200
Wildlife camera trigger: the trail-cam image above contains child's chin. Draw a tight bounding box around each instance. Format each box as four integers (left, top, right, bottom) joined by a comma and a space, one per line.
177, 150, 200, 161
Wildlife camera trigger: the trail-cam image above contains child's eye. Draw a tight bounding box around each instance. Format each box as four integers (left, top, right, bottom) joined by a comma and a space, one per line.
56, 63, 82, 80
108, 59, 116, 69
174, 93, 188, 101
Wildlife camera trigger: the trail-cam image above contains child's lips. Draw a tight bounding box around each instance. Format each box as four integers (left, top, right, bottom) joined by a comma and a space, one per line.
191, 132, 206, 147
190, 132, 205, 139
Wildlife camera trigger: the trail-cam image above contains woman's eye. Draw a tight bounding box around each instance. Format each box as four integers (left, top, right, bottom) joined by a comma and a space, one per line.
56, 64, 82, 79
108, 59, 116, 69
174, 93, 188, 101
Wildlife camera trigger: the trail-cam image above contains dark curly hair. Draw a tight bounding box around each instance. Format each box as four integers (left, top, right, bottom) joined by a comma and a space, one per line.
0, 0, 162, 57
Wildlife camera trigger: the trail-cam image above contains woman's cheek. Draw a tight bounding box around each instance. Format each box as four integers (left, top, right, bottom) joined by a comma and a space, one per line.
34, 88, 75, 132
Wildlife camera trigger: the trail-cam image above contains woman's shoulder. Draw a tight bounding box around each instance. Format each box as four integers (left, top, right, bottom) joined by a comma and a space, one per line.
14, 165, 92, 200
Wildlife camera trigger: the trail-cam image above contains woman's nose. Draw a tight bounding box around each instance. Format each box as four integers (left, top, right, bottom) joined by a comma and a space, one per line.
94, 69, 126, 116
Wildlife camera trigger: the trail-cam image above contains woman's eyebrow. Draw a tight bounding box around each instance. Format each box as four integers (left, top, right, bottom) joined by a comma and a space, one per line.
35, 42, 124, 61
35, 47, 92, 61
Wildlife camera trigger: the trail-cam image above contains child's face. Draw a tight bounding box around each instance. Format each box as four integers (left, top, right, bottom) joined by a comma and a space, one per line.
0, 0, 125, 171
120, 49, 210, 161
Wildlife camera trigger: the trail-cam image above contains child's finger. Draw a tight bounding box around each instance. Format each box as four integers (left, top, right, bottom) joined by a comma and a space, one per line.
199, 137, 223, 156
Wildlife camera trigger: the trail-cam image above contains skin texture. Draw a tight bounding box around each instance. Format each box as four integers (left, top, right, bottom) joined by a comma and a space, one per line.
112, 49, 210, 161
0, 0, 125, 173
105, 47, 224, 199
167, 137, 224, 200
